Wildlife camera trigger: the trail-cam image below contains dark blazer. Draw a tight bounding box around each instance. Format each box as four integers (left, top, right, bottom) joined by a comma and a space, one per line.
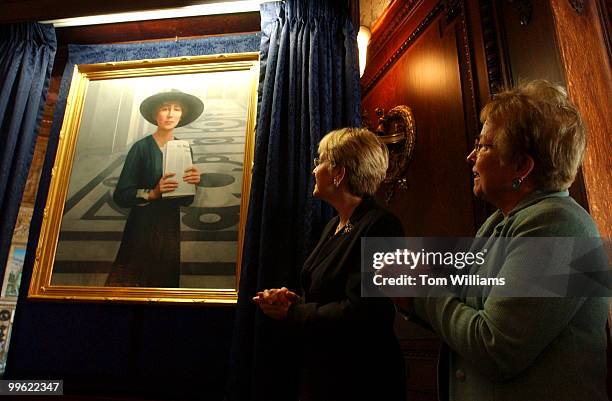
287, 198, 406, 401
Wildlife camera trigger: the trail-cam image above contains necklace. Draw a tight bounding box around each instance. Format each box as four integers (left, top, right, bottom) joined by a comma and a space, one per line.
335, 221, 353, 236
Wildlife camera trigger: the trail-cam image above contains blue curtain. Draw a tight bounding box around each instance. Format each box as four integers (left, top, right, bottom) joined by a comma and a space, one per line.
0, 23, 56, 281
227, 1, 360, 399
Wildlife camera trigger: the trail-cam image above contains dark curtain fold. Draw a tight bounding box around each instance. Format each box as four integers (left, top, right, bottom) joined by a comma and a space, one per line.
227, 1, 360, 399
0, 22, 56, 281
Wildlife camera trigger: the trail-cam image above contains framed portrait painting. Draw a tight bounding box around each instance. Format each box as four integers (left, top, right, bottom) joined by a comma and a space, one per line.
28, 52, 259, 303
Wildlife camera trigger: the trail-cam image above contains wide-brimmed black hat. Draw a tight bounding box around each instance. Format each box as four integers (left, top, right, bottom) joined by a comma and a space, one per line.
139, 89, 204, 128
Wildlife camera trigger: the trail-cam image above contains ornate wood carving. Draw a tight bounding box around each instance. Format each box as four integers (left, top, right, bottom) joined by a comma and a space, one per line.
362, 1, 444, 95
456, 2, 480, 136
367, 106, 417, 203
446, 0, 462, 22
369, 0, 421, 57
479, 0, 505, 94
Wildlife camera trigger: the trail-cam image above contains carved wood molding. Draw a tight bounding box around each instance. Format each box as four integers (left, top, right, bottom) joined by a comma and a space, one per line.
478, 0, 505, 94
369, 0, 422, 57
456, 2, 479, 136
362, 1, 445, 95
446, 0, 462, 22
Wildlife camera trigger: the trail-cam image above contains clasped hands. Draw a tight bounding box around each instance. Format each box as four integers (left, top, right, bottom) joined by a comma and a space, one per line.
252, 287, 299, 320
149, 166, 200, 200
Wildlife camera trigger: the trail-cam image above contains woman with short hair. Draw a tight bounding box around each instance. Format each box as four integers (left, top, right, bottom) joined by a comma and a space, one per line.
406, 80, 610, 401
254, 127, 406, 401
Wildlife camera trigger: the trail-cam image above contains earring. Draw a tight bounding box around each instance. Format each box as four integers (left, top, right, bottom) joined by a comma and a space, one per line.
512, 177, 523, 190
333, 178, 340, 188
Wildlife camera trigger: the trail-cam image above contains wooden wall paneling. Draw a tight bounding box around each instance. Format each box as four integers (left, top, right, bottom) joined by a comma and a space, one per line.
467, 0, 589, 211
451, 1, 479, 143
606, 0, 612, 39
472, 0, 510, 96
551, 0, 612, 392
548, 1, 612, 397
495, 0, 565, 86
400, 337, 439, 401
364, 0, 476, 237
598, 0, 612, 75
363, 2, 471, 399
363, 1, 496, 396
464, 0, 490, 103
453, 1, 494, 230
461, 1, 512, 228
362, 0, 440, 95
549, 0, 612, 239
55, 13, 260, 45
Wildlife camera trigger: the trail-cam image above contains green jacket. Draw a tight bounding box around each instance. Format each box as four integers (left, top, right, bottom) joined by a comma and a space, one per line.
414, 190, 610, 401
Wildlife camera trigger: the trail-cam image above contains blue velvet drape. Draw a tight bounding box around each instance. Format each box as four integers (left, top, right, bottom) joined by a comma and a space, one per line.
227, 1, 361, 399
0, 23, 56, 281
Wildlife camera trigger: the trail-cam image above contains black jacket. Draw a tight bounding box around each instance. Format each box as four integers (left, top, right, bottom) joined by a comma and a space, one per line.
288, 198, 406, 401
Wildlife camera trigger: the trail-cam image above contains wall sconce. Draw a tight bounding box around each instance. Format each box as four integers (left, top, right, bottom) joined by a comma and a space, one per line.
357, 26, 371, 77
366, 105, 417, 203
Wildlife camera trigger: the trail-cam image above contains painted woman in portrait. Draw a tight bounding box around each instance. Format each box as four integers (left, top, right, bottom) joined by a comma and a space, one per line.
106, 89, 203, 287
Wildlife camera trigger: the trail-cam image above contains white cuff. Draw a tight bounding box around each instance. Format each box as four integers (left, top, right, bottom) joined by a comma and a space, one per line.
136, 189, 150, 205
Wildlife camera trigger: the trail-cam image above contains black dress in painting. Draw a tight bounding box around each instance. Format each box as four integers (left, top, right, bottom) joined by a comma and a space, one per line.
288, 198, 406, 401
106, 135, 194, 288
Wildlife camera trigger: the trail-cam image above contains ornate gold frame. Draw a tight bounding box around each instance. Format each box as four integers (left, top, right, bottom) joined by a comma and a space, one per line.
28, 53, 259, 304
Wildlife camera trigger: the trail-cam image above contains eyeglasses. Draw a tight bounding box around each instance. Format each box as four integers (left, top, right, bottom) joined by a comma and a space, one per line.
314, 156, 336, 168
473, 139, 494, 155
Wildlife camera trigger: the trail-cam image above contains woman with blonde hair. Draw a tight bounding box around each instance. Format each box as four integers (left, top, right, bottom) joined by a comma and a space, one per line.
253, 127, 406, 401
